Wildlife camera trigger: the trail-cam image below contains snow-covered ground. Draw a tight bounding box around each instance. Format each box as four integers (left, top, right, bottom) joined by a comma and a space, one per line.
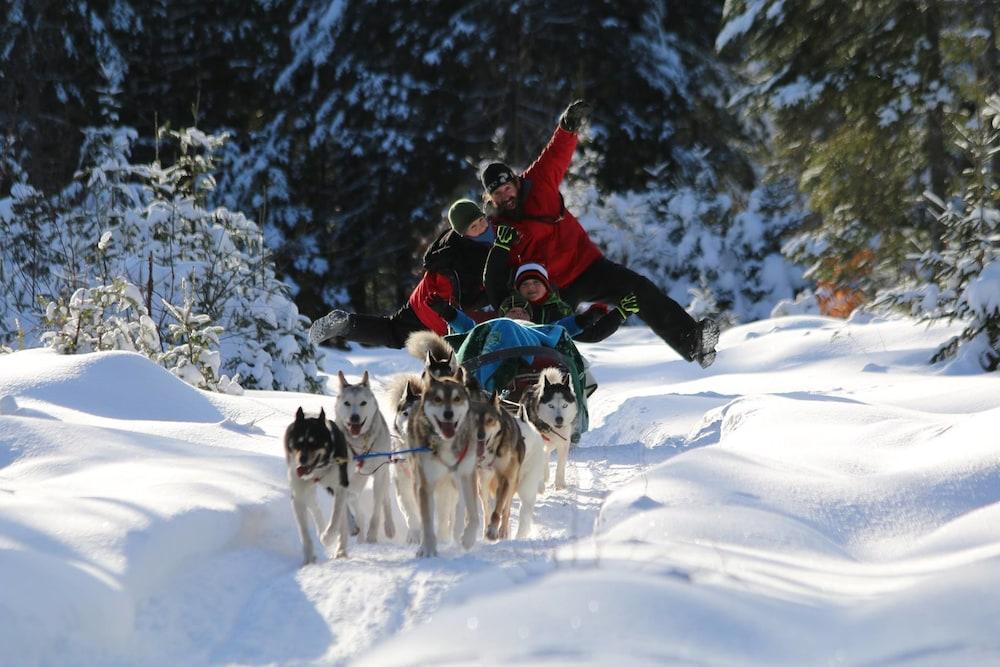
2, 315, 999, 666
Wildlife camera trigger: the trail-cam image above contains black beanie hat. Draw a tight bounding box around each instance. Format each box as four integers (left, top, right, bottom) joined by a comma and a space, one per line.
448, 199, 484, 235
482, 162, 516, 193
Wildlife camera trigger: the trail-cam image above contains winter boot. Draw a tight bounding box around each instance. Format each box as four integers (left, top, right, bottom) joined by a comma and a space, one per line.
308, 309, 350, 345
695, 318, 720, 368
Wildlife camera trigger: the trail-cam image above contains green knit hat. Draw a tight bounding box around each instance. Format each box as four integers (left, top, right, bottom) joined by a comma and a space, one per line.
448, 199, 484, 235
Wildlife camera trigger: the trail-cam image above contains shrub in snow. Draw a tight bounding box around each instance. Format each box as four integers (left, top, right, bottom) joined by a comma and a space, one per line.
875, 100, 1000, 371
41, 277, 161, 356
160, 298, 242, 395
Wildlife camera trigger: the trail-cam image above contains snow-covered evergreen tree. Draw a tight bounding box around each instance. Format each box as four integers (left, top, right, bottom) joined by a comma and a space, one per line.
3, 123, 322, 392
875, 98, 1000, 370
567, 159, 806, 324
0, 182, 62, 343
120, 127, 324, 392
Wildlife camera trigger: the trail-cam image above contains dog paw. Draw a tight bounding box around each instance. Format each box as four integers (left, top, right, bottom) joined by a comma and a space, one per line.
320, 529, 335, 547
555, 480, 567, 490
416, 545, 437, 558
384, 520, 396, 540
485, 525, 499, 542
462, 529, 477, 550
335, 548, 349, 559
302, 551, 316, 566
406, 529, 421, 544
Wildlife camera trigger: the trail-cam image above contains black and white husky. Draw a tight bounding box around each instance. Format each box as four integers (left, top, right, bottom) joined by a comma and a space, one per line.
525, 368, 579, 490
334, 370, 395, 543
284, 407, 350, 564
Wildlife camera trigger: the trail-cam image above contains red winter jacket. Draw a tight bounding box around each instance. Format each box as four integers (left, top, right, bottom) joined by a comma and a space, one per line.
408, 223, 498, 336
496, 126, 603, 289
408, 272, 452, 334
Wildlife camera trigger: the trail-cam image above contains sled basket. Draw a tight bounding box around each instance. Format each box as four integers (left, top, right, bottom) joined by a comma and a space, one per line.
444, 329, 589, 435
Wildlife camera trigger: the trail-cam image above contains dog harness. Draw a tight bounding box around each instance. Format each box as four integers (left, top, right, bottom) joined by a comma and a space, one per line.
427, 432, 471, 473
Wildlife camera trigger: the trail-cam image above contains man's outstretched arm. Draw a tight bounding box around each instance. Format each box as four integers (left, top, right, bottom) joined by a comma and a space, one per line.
522, 100, 591, 190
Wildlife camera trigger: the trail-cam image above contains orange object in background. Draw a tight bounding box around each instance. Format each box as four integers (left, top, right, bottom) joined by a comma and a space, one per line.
814, 249, 874, 318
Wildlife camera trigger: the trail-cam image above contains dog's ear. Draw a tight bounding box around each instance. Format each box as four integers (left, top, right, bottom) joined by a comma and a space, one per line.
491, 390, 500, 407
447, 349, 456, 368
405, 379, 420, 401
454, 365, 466, 384
295, 406, 305, 422
516, 403, 527, 421
361, 370, 370, 386
318, 407, 325, 421
424, 350, 434, 369
542, 372, 553, 389
338, 370, 348, 388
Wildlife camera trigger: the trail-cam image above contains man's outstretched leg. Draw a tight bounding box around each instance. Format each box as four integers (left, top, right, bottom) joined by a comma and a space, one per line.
561, 257, 719, 367
309, 304, 425, 349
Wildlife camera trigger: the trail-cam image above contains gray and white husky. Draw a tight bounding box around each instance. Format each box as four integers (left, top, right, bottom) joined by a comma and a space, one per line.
284, 407, 351, 564
525, 368, 579, 490
387, 373, 459, 545
334, 370, 395, 543
407, 364, 478, 558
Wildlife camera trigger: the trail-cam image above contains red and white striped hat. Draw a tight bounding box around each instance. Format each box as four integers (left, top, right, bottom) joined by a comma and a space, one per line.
514, 263, 550, 289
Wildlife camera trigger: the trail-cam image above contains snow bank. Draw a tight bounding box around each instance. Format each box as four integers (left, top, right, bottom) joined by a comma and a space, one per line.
3, 316, 999, 666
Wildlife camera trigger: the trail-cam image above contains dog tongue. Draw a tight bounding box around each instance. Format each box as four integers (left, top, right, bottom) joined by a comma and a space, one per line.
439, 421, 456, 438
350, 424, 362, 436
296, 465, 309, 478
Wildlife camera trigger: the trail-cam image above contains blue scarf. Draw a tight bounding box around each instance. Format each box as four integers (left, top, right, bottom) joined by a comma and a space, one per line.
468, 226, 495, 244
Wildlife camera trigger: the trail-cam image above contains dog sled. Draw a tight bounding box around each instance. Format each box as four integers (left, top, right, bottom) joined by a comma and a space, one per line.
444, 323, 590, 439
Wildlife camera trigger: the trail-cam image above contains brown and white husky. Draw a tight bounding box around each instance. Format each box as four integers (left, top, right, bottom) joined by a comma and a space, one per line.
407, 364, 478, 558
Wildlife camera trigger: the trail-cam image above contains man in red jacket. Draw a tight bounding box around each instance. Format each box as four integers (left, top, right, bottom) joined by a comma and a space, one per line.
481, 100, 719, 367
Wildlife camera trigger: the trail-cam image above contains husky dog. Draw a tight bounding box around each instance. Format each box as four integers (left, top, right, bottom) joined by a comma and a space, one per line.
334, 370, 395, 543
469, 391, 525, 540
387, 373, 460, 544
471, 395, 547, 540
388, 374, 424, 544
525, 368, 579, 490
405, 330, 459, 378
408, 366, 478, 558
511, 403, 546, 537
284, 407, 351, 564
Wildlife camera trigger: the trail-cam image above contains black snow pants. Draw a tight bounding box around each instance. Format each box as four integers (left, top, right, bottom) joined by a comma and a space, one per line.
560, 257, 700, 361
342, 304, 425, 349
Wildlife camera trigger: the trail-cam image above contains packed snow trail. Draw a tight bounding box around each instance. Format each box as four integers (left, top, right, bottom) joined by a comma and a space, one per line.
3, 316, 1000, 666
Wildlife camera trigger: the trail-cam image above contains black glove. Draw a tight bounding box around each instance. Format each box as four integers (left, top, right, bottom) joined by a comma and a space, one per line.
427, 295, 457, 321
615, 293, 640, 319
573, 305, 604, 329
559, 99, 592, 133
494, 224, 518, 251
